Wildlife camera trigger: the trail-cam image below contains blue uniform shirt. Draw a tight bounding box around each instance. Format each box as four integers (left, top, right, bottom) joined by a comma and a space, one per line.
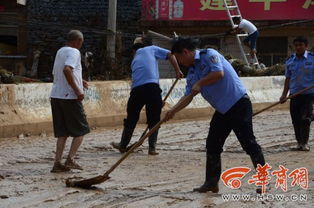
131, 45, 169, 89
185, 49, 246, 114
285, 51, 314, 94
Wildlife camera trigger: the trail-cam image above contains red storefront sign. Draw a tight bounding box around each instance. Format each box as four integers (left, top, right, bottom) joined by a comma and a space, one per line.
142, 0, 314, 20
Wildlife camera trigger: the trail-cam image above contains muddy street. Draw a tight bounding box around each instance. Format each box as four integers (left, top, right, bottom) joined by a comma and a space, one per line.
0, 110, 313, 208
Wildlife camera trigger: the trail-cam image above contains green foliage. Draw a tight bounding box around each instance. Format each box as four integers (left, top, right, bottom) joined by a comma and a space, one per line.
0, 67, 41, 84
0, 68, 14, 84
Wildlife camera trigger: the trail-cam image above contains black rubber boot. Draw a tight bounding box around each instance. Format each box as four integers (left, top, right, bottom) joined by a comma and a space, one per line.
300, 119, 310, 144
293, 123, 302, 146
193, 154, 220, 193
111, 127, 134, 153
148, 130, 159, 155
293, 121, 310, 151
249, 151, 265, 169
250, 151, 267, 194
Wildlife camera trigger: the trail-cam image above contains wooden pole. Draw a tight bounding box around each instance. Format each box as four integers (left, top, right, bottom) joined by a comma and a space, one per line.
107, 0, 117, 58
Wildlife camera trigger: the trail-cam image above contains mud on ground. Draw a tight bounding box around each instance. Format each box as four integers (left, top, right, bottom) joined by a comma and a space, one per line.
0, 110, 313, 208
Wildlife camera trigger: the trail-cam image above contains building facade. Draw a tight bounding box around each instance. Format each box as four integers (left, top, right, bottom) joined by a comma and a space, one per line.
141, 0, 314, 77
1, 0, 313, 79
0, 0, 142, 79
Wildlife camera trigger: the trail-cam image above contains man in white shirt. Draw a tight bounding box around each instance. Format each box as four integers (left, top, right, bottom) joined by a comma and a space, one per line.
50, 30, 90, 172
232, 17, 259, 57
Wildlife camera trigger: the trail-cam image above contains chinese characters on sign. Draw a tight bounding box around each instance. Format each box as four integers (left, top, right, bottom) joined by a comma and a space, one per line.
200, 0, 232, 11
142, 0, 314, 20
221, 163, 309, 194
303, 0, 314, 9
249, 0, 287, 11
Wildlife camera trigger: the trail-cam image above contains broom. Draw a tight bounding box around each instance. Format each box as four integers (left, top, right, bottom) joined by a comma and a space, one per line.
66, 85, 314, 188
66, 117, 166, 188
66, 79, 182, 188
253, 84, 314, 116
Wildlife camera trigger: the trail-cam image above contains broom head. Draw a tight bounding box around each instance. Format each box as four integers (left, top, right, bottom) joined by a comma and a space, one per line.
65, 175, 110, 189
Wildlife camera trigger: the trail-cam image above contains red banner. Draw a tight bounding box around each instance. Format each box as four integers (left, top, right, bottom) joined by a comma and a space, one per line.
142, 0, 314, 20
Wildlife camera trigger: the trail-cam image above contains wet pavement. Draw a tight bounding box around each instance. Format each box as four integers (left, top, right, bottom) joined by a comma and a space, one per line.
0, 110, 313, 208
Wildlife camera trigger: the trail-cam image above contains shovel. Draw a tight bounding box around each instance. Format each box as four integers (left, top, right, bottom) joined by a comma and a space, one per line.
253, 84, 314, 116
66, 79, 181, 188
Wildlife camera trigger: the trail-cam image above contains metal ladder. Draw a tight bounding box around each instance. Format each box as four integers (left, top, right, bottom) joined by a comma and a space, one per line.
223, 0, 260, 69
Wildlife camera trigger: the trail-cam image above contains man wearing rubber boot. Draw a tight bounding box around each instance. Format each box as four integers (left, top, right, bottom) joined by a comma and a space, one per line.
280, 36, 314, 151
111, 36, 183, 155
165, 38, 266, 193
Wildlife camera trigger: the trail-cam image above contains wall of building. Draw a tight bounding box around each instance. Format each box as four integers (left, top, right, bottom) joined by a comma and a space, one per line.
145, 20, 314, 76
25, 0, 142, 78
0, 76, 288, 138
0, 1, 27, 73
2, 1, 313, 78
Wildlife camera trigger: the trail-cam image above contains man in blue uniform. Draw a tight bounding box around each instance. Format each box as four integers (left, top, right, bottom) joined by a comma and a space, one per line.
111, 36, 183, 155
280, 36, 314, 151
165, 38, 265, 193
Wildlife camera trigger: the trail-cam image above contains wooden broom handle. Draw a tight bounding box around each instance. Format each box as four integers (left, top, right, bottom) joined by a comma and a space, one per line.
139, 78, 179, 138
104, 78, 181, 177
103, 117, 166, 177
253, 84, 314, 116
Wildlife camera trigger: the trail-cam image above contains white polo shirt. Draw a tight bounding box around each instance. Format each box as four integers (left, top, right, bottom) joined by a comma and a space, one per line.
239, 19, 257, 35
50, 46, 83, 99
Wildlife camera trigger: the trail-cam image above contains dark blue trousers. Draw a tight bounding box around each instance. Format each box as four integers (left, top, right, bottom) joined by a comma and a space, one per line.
204, 95, 265, 186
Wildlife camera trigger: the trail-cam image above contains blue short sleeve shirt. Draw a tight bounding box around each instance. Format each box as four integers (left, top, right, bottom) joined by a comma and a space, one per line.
285, 51, 314, 94
131, 45, 169, 89
185, 49, 246, 114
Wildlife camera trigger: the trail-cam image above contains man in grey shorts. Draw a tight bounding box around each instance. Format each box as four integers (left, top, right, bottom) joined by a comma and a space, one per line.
50, 30, 90, 172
